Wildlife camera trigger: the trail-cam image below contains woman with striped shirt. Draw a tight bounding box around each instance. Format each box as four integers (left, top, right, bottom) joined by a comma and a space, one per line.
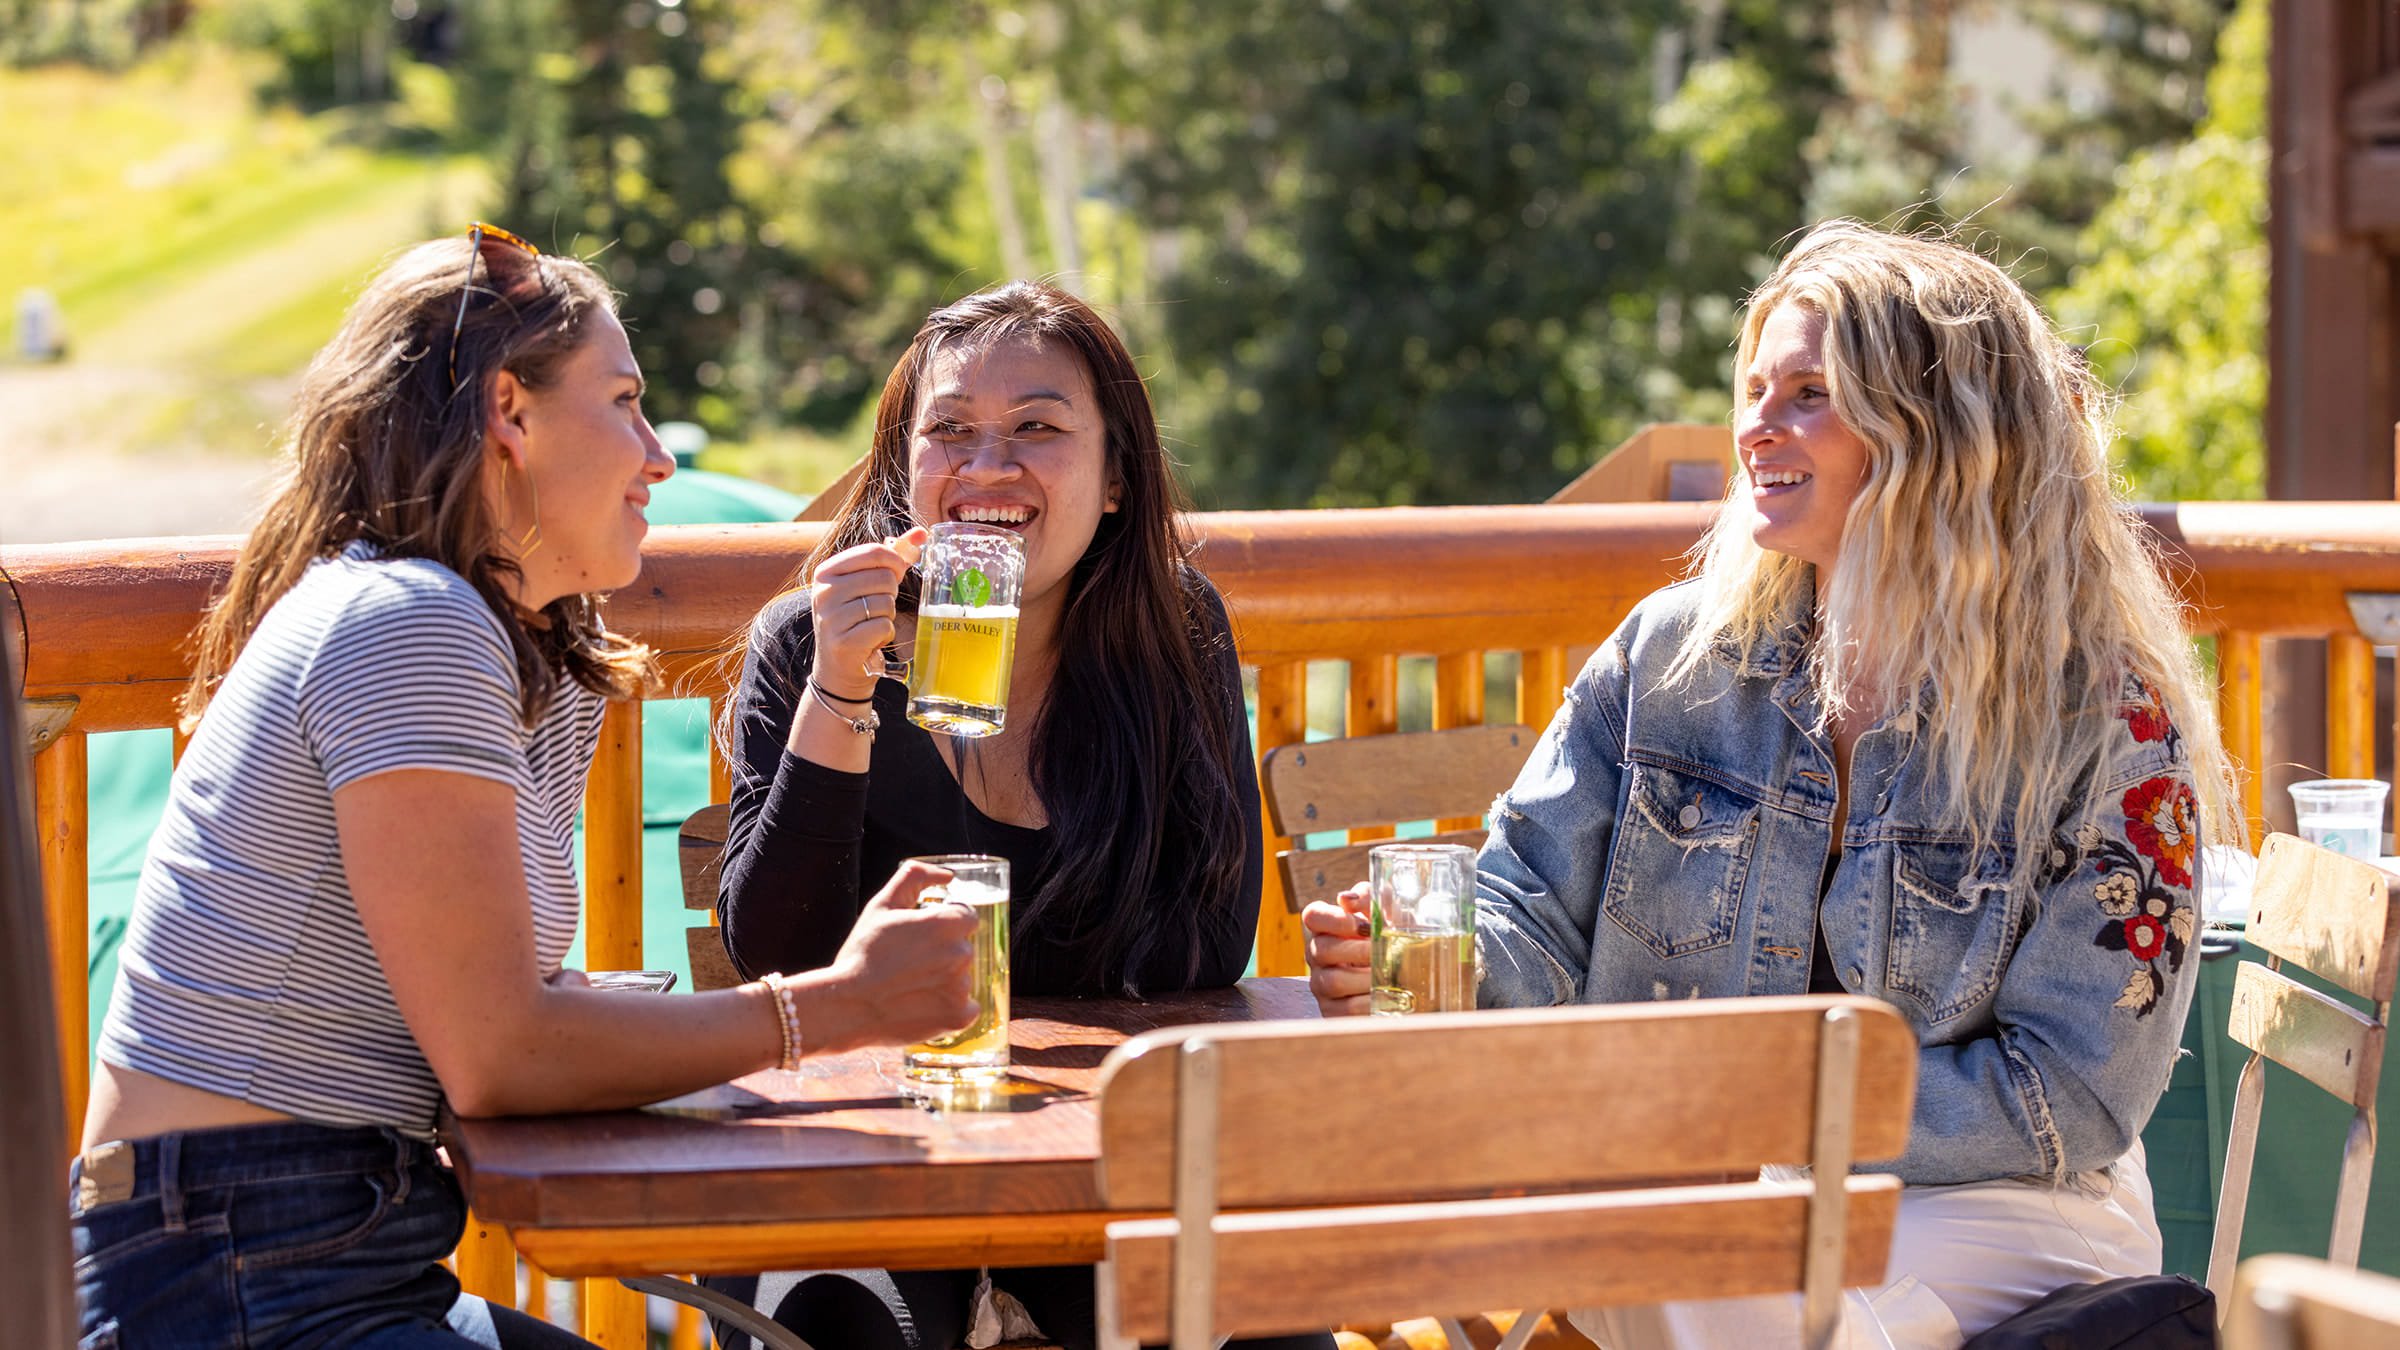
71, 228, 983, 1350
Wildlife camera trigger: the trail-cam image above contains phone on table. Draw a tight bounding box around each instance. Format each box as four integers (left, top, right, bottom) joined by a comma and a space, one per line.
585, 969, 678, 994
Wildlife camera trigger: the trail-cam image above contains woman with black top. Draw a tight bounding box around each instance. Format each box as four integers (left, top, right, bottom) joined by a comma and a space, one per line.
714, 281, 1327, 1350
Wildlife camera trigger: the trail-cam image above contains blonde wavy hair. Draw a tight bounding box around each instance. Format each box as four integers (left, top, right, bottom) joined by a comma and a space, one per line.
182, 234, 652, 730
1671, 220, 2241, 882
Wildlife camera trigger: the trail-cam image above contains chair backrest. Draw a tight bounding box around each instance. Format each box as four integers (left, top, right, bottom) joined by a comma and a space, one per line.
2208, 833, 2400, 1300
1091, 995, 1917, 1350
678, 803, 741, 992
0, 620, 77, 1346
2227, 1253, 2400, 1349
1260, 724, 1534, 915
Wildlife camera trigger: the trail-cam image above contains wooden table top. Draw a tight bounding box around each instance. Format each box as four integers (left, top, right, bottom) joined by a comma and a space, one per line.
445, 977, 1315, 1273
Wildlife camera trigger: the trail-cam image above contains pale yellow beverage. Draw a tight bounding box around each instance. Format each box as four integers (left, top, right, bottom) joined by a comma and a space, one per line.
1370, 928, 1476, 1016
907, 604, 1019, 737
905, 879, 1011, 1082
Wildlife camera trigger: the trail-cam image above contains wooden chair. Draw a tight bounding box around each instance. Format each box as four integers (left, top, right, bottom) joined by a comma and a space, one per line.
678, 802, 741, 991
1090, 995, 1918, 1350
2206, 833, 2400, 1307
1260, 724, 1535, 916
2226, 1254, 2400, 1349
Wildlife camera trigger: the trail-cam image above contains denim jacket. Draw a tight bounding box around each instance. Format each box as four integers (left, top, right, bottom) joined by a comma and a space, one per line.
1475, 580, 2202, 1186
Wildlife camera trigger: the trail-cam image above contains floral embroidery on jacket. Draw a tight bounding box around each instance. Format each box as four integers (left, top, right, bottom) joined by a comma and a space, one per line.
2080, 687, 2199, 1016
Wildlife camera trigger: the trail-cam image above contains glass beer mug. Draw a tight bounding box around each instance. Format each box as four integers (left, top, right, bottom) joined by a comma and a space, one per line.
1366, 843, 1477, 1015
903, 523, 1026, 737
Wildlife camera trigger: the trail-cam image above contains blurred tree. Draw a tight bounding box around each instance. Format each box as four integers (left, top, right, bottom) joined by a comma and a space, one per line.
2052, 0, 2263, 499
1044, 0, 1690, 507
455, 0, 979, 436
2015, 0, 2236, 236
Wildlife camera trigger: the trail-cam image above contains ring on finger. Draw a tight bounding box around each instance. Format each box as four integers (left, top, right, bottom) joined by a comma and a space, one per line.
858, 595, 873, 622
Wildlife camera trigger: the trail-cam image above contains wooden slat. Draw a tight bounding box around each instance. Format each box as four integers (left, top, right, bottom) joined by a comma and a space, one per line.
1277, 830, 1489, 916
685, 928, 742, 994
585, 700, 643, 973
582, 1276, 644, 1348
455, 1215, 517, 1305
1101, 1179, 1901, 1346
1260, 725, 1535, 837
2247, 833, 2400, 1000
2329, 632, 2377, 781
1432, 651, 1488, 834
1519, 647, 1568, 735
2219, 630, 2266, 844
2230, 1254, 2400, 1350
514, 1211, 1126, 1277
706, 696, 733, 805
1252, 662, 1309, 976
1344, 654, 1401, 845
2226, 961, 2386, 1110
1094, 997, 1916, 1210
35, 730, 87, 1147
678, 803, 730, 912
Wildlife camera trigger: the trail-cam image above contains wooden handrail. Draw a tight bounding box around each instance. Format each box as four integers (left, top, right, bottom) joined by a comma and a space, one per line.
13, 502, 2400, 729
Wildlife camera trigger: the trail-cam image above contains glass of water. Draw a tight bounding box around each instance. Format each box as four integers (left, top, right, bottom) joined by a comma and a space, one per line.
2288, 779, 2390, 859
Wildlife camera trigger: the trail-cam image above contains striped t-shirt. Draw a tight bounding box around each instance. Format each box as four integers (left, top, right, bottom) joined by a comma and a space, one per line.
97, 545, 600, 1137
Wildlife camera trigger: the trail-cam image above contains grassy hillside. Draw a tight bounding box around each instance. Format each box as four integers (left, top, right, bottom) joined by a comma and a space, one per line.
3, 44, 480, 459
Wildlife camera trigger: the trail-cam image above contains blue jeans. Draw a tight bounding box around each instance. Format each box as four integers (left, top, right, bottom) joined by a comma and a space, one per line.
71, 1119, 588, 1350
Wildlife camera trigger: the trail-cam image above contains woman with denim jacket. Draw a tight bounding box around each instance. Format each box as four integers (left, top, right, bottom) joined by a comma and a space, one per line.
1303, 221, 2242, 1348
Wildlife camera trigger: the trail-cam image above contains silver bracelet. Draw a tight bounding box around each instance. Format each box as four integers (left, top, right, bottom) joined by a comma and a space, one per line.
810, 678, 879, 735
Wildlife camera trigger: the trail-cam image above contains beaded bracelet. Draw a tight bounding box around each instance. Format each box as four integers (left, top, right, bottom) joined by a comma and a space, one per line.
756, 975, 804, 1072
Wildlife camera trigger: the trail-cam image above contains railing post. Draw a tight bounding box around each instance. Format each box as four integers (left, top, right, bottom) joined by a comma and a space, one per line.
2327, 631, 2377, 782
580, 698, 646, 1336
35, 730, 88, 1148
1345, 654, 1400, 845
1518, 647, 1569, 736
1433, 651, 1487, 834
584, 699, 644, 972
1253, 662, 1308, 976
2218, 631, 2266, 847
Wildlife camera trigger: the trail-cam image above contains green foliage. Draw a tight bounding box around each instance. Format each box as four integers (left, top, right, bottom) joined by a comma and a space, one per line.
2053, 0, 2264, 500
1053, 0, 1690, 507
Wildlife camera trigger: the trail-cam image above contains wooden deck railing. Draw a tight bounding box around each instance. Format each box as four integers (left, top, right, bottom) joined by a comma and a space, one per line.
11, 500, 2400, 1343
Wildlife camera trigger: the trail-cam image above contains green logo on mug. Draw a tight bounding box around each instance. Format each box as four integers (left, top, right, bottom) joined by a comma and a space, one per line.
952, 568, 992, 608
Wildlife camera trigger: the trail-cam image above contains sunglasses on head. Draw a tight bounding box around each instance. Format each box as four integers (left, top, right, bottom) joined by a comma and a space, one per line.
447, 222, 542, 391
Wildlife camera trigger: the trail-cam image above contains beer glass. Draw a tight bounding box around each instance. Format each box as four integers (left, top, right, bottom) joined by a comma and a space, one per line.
906, 523, 1026, 737
1367, 843, 1477, 1015
904, 855, 1011, 1083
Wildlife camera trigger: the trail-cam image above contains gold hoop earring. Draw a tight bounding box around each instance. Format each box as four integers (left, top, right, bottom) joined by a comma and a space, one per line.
502, 459, 544, 556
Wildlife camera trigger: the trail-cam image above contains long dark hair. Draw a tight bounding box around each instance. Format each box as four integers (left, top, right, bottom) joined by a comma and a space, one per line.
808, 282, 1250, 993
185, 234, 650, 729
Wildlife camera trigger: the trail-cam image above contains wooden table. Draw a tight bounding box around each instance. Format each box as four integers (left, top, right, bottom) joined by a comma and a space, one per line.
445, 977, 1316, 1277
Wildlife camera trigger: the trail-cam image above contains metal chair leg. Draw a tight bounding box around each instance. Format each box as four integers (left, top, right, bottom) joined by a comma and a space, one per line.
619, 1275, 816, 1350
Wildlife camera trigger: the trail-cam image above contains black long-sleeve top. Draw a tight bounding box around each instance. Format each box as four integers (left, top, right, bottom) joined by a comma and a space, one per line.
717, 577, 1262, 996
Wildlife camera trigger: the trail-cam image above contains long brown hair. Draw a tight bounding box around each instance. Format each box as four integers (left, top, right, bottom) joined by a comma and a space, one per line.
182, 234, 651, 729
797, 282, 1251, 993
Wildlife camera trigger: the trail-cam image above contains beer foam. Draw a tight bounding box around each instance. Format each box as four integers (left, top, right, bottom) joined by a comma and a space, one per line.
919, 603, 1020, 620
939, 879, 1008, 908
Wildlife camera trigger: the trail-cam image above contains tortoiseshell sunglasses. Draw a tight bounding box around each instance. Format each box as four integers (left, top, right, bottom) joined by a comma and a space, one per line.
447, 222, 542, 390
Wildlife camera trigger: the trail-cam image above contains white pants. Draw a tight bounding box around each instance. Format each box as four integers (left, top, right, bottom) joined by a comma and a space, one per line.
1573, 1144, 2164, 1350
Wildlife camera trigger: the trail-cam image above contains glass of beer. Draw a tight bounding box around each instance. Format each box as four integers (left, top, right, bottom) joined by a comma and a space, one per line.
906, 523, 1025, 737
1367, 843, 1476, 1016
904, 855, 1011, 1083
